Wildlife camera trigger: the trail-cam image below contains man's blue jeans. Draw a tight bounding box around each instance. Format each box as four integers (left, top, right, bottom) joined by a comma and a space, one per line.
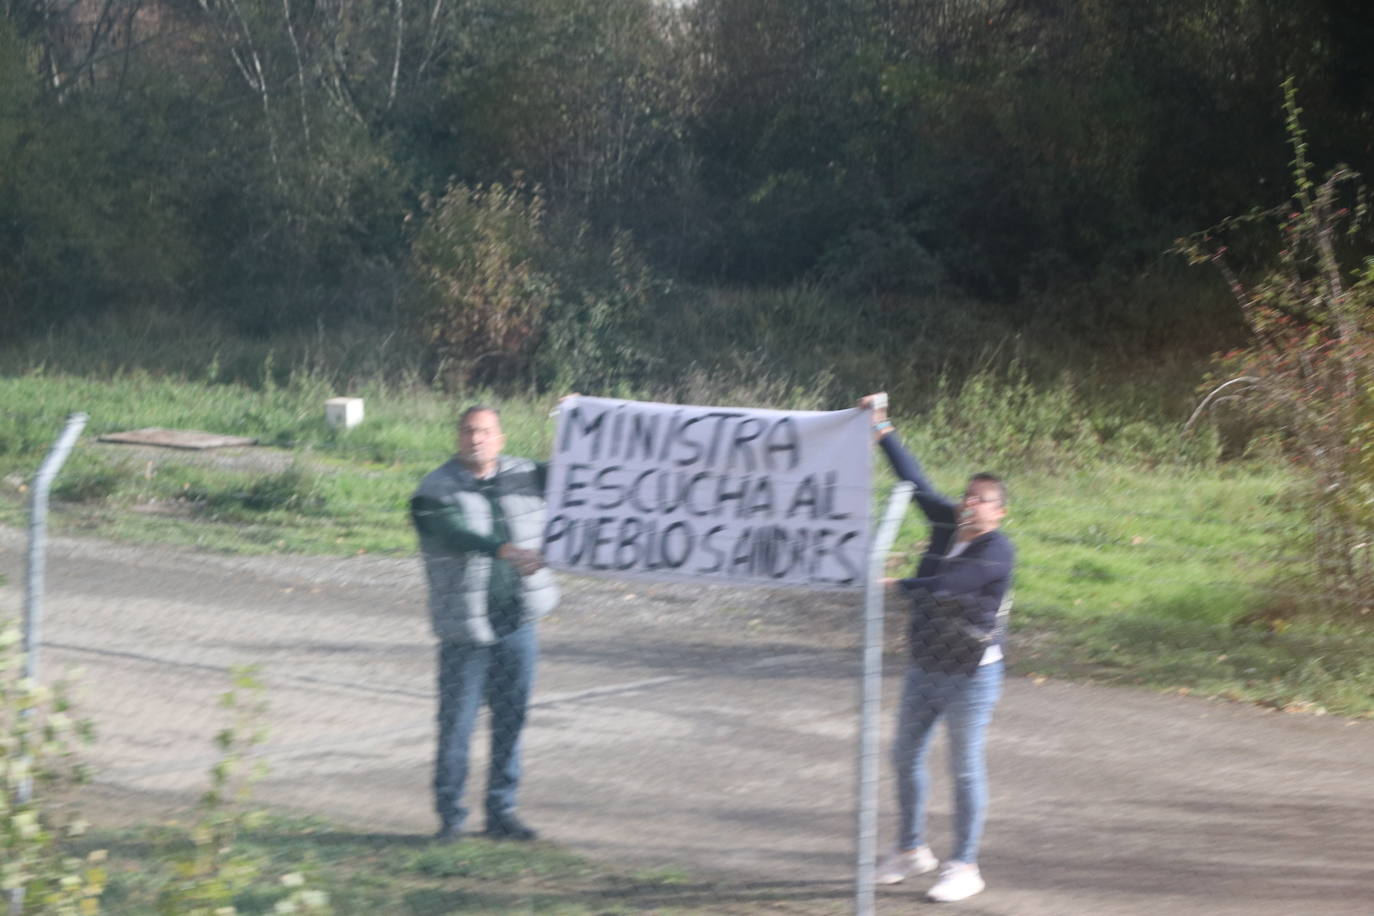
435, 624, 538, 828
893, 658, 1004, 863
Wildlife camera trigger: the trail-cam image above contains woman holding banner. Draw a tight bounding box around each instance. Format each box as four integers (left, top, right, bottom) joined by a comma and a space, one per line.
860, 393, 1014, 904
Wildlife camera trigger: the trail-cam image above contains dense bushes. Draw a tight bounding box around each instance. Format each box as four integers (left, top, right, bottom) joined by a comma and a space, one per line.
412, 182, 558, 387
5, 0, 1373, 377
410, 181, 661, 391
0, 23, 195, 330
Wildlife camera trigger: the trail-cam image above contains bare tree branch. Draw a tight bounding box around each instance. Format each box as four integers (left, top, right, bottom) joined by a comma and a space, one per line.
415, 0, 446, 81
387, 0, 403, 109
281, 0, 311, 148
1184, 376, 1260, 433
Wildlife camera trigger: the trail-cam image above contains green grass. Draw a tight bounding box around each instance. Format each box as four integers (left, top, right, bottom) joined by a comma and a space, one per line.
0, 371, 561, 555
87, 816, 850, 915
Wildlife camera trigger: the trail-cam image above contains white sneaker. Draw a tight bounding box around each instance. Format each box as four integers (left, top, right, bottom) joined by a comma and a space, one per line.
874, 846, 939, 885
926, 861, 985, 902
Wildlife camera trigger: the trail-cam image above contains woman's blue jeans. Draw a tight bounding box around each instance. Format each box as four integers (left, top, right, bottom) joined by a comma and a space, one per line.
435, 624, 538, 828
893, 658, 1004, 863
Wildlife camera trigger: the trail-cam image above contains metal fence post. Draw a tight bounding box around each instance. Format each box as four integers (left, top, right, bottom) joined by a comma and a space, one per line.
11, 411, 87, 916
24, 411, 88, 686
855, 481, 913, 916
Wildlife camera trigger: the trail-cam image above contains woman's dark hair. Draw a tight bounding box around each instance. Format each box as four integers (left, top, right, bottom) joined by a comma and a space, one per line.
968, 472, 1008, 506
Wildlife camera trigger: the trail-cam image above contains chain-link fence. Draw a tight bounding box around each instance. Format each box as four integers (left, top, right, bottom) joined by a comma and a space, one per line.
5, 419, 1374, 916
8, 531, 887, 910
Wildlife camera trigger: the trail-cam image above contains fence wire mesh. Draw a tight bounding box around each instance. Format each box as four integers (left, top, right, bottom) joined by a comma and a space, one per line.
9, 532, 883, 913
3, 427, 1374, 916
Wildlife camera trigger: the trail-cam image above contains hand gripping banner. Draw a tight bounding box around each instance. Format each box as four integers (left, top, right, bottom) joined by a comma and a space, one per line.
543, 396, 872, 588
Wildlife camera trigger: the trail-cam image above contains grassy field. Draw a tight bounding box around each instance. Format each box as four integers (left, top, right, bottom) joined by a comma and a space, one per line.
2, 370, 1370, 718
0, 371, 556, 555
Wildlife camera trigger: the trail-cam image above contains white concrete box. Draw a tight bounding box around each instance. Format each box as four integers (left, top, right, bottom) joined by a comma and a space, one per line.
325, 397, 364, 430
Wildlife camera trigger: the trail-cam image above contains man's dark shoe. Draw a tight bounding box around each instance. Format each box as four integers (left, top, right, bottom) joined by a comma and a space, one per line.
433, 821, 464, 842
484, 814, 537, 841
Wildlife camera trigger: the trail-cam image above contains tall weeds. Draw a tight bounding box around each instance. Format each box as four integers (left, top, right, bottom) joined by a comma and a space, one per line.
1177, 79, 1374, 619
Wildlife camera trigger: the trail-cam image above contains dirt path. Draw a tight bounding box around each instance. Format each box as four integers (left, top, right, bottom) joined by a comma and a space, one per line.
1, 526, 1371, 915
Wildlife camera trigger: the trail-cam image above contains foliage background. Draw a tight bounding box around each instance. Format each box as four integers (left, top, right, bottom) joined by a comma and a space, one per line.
4, 0, 1372, 384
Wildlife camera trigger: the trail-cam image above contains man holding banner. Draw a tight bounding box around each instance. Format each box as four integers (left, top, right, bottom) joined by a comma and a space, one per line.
412, 405, 559, 842
863, 393, 1014, 904
413, 395, 872, 844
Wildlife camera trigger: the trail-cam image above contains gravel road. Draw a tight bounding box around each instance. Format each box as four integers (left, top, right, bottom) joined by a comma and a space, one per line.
1, 526, 1370, 915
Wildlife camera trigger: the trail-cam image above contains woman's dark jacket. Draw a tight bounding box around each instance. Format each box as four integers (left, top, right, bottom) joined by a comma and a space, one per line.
878, 433, 1015, 670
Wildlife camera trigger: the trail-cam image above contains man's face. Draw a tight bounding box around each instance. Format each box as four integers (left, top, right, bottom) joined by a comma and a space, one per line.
458, 410, 505, 468
960, 479, 1007, 533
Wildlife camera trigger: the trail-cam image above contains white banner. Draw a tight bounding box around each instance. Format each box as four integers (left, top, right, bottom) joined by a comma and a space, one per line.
542, 396, 872, 588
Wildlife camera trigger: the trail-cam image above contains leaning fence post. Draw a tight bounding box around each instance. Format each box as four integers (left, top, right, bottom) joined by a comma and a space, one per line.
24, 411, 88, 687
855, 481, 914, 916
11, 411, 87, 915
